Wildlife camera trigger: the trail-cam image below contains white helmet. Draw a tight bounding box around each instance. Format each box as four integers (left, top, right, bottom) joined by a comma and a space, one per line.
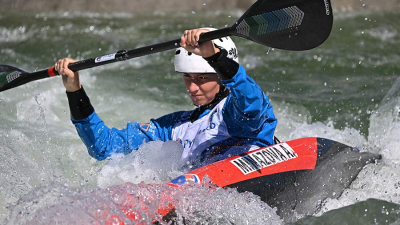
174, 28, 239, 73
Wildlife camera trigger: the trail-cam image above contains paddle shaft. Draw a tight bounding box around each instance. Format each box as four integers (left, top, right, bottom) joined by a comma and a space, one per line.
0, 27, 231, 92
49, 27, 232, 76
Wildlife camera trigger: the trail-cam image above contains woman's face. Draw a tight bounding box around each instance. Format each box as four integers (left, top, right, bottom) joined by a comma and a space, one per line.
183, 73, 221, 106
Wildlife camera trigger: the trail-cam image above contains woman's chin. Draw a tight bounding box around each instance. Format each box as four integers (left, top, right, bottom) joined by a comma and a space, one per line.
192, 101, 204, 106
191, 96, 213, 106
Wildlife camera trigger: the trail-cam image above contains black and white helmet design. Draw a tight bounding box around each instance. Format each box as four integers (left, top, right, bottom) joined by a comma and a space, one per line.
174, 28, 239, 73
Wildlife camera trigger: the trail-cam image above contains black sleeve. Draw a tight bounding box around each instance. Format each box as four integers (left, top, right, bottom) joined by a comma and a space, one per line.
66, 86, 95, 120
203, 48, 239, 80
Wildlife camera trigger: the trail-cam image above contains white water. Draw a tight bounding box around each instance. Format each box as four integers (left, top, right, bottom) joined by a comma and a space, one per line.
316, 77, 400, 215
1, 69, 400, 223
97, 141, 184, 188
1, 10, 400, 223
0, 78, 398, 224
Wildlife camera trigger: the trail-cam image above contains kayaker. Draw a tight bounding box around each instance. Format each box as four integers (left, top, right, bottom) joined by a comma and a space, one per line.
56, 28, 277, 170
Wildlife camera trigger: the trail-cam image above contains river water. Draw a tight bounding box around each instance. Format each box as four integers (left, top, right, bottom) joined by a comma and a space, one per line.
0, 9, 399, 224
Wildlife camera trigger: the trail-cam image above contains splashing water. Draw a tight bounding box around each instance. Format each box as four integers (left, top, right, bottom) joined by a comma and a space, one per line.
0, 8, 400, 224
7, 177, 283, 224
315, 77, 400, 215
97, 141, 185, 188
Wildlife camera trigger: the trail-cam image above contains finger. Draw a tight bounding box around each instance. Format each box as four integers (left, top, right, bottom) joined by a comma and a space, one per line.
183, 30, 189, 45
59, 59, 64, 75
55, 59, 61, 72
194, 29, 204, 46
185, 30, 191, 46
191, 29, 198, 46
187, 30, 195, 46
180, 35, 186, 48
61, 58, 69, 75
58, 60, 63, 75
64, 59, 71, 76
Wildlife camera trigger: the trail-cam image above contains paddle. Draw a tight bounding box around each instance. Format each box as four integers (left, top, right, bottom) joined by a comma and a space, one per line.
0, 0, 333, 92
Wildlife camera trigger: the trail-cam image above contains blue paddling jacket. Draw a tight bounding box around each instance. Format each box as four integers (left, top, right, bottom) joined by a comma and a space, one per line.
66, 49, 277, 169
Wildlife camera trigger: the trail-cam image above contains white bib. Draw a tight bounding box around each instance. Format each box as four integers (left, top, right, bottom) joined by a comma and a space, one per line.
171, 98, 230, 162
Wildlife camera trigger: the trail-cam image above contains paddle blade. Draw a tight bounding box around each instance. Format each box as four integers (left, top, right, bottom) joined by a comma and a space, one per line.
0, 65, 55, 92
232, 0, 333, 50
0, 65, 28, 92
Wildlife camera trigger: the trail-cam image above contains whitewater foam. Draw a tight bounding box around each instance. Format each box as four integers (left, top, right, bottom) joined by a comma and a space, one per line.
97, 141, 184, 188
314, 76, 400, 216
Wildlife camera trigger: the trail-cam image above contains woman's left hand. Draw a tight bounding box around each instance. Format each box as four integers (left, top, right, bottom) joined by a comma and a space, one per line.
180, 28, 220, 58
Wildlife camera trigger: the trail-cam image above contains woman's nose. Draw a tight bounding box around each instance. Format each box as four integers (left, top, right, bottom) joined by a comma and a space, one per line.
188, 81, 199, 93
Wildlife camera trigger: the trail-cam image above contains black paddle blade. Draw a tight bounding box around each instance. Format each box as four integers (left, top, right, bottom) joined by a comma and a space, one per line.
0, 65, 28, 92
232, 0, 333, 50
0, 65, 53, 92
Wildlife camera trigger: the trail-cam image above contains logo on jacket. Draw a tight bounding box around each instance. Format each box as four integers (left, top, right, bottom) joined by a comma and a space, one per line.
140, 123, 150, 132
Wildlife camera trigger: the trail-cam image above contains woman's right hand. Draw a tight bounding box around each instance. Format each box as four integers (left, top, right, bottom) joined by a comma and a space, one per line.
55, 58, 81, 92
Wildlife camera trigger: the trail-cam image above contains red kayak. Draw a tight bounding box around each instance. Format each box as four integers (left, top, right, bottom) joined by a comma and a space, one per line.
92, 137, 380, 224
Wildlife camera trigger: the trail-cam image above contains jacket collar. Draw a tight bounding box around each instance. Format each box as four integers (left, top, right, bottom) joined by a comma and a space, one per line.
190, 86, 229, 122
